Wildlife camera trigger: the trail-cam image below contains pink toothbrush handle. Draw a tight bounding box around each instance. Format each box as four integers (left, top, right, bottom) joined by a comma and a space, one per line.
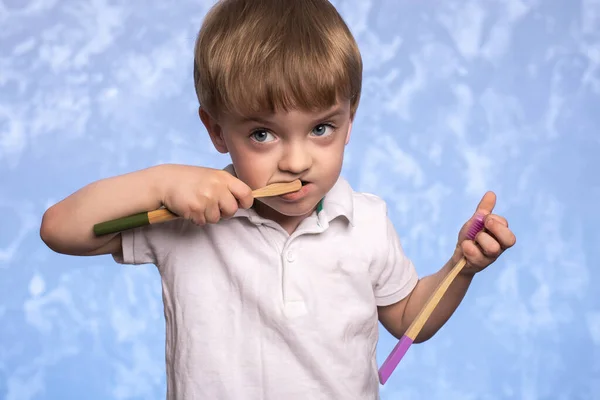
378, 213, 485, 385
379, 336, 413, 384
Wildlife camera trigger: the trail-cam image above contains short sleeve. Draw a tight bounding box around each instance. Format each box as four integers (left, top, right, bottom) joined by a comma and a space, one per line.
372, 215, 419, 307
111, 225, 154, 265
112, 220, 182, 266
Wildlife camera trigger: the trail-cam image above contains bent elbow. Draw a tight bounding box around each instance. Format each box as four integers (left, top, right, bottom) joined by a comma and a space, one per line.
412, 336, 430, 344
39, 206, 61, 253
40, 208, 54, 246
413, 329, 437, 344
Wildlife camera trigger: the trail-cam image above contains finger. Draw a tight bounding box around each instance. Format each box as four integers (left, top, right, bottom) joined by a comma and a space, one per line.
461, 240, 489, 266
193, 215, 206, 225
475, 191, 496, 216
226, 176, 254, 209
190, 210, 206, 226
219, 191, 240, 219
486, 214, 508, 227
204, 200, 222, 224
187, 199, 207, 225
474, 231, 502, 258
484, 218, 516, 249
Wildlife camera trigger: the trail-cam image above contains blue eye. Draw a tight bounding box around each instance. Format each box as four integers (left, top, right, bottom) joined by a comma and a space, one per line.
311, 124, 334, 137
250, 130, 275, 143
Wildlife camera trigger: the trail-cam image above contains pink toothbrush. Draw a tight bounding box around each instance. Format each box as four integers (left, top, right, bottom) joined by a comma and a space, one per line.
378, 213, 486, 385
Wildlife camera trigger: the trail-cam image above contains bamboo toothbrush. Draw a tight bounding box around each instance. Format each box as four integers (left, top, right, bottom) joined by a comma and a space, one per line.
378, 213, 486, 385
93, 180, 302, 236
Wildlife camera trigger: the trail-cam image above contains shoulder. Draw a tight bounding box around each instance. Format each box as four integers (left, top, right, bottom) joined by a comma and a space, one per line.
352, 191, 389, 215
348, 185, 391, 227
333, 178, 395, 245
351, 191, 393, 253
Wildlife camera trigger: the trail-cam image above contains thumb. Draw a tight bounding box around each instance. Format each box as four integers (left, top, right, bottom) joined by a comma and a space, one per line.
458, 191, 496, 242
474, 191, 496, 217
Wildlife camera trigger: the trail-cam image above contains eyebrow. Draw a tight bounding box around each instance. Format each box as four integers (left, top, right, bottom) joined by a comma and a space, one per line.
314, 107, 346, 122
238, 115, 272, 126
237, 106, 346, 126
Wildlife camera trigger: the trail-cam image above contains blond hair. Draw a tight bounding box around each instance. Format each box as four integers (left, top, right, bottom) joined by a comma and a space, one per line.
193, 0, 362, 119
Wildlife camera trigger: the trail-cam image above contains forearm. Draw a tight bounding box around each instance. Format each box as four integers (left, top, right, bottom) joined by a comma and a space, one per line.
402, 251, 474, 343
40, 165, 167, 255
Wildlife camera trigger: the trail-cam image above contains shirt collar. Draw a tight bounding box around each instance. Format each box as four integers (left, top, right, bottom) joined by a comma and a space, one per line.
320, 175, 354, 226
222, 164, 354, 226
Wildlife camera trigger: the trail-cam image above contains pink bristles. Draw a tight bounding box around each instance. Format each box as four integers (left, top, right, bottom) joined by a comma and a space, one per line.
466, 213, 486, 240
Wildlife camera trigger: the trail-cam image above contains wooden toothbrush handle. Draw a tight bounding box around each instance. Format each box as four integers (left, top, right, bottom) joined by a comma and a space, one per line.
404, 257, 467, 340
148, 208, 177, 223
93, 180, 302, 236
252, 181, 301, 197
92, 208, 177, 236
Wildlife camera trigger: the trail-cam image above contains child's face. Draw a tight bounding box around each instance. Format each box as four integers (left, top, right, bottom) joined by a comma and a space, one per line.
201, 100, 353, 219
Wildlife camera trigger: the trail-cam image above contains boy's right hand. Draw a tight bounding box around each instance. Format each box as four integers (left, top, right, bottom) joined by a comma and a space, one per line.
159, 164, 254, 225
40, 163, 254, 257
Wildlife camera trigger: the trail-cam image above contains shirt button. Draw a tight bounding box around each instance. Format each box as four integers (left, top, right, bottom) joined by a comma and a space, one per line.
286, 251, 295, 263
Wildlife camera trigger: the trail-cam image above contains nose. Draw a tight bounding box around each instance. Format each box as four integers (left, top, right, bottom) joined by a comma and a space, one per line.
278, 140, 312, 175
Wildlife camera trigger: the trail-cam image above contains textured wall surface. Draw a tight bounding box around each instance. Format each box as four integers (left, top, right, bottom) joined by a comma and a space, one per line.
1, 0, 598, 399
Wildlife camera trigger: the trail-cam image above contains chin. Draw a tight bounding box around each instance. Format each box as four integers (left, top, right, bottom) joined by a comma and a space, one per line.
259, 197, 320, 218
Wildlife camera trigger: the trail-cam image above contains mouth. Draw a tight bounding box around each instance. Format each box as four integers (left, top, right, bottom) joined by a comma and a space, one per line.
277, 180, 311, 201
296, 180, 312, 192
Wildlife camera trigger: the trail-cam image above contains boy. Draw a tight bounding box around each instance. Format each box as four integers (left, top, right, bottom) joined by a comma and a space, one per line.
40, 0, 516, 399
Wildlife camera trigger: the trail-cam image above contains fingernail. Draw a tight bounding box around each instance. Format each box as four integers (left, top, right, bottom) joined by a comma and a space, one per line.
486, 217, 494, 227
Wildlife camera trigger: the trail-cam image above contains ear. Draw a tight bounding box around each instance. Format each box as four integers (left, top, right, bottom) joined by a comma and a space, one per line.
344, 121, 353, 145
199, 107, 228, 154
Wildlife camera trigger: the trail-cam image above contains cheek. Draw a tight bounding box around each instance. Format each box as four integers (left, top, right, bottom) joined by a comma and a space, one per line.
327, 142, 346, 174
316, 140, 345, 166
228, 145, 277, 187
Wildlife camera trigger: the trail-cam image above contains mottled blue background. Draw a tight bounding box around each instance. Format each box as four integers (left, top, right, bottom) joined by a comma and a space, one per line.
1, 0, 598, 399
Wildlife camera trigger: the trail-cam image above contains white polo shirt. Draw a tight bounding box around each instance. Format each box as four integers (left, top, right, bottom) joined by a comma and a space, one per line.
114, 169, 418, 400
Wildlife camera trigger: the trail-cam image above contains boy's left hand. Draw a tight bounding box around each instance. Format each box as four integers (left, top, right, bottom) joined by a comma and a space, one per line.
455, 191, 516, 275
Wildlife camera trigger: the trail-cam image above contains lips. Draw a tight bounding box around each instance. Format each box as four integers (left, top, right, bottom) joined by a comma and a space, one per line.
279, 180, 311, 201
